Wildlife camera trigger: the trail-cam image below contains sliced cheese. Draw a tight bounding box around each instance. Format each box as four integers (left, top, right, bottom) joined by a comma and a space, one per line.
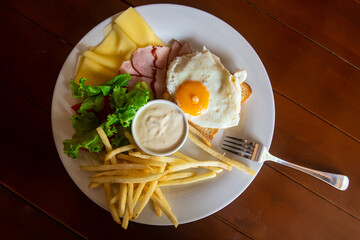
74, 7, 165, 86
75, 56, 117, 86
82, 51, 121, 72
93, 24, 137, 61
114, 7, 165, 47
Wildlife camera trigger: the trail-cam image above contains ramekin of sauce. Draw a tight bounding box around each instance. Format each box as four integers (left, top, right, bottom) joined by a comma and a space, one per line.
131, 100, 188, 156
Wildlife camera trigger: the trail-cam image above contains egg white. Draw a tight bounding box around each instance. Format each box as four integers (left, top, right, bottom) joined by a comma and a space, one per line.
166, 48, 246, 129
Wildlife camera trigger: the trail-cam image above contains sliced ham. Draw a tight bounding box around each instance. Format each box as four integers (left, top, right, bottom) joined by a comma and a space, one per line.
118, 41, 192, 99
178, 42, 192, 56
154, 46, 170, 69
153, 68, 167, 97
167, 40, 182, 66
118, 60, 139, 75
131, 45, 154, 78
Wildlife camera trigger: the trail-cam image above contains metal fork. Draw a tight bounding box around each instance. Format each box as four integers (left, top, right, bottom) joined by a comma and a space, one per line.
222, 136, 349, 191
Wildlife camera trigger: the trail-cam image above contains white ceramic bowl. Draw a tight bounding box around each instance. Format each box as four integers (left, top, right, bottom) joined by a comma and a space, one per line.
131, 99, 189, 156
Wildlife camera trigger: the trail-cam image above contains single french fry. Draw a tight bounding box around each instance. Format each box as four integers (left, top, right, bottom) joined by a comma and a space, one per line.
116, 153, 166, 167
119, 183, 127, 217
80, 163, 150, 172
188, 124, 212, 147
96, 127, 117, 164
124, 131, 145, 153
133, 181, 158, 219
121, 208, 130, 230
153, 198, 162, 217
129, 152, 180, 163
160, 172, 196, 181
110, 192, 119, 205
187, 133, 255, 175
150, 194, 178, 227
159, 171, 217, 186
127, 183, 134, 217
172, 152, 223, 173
93, 172, 166, 184
168, 161, 231, 172
104, 183, 121, 224
105, 144, 136, 160
124, 131, 135, 145
96, 127, 112, 152
132, 182, 145, 208
154, 187, 171, 210
88, 182, 102, 188
89, 169, 150, 178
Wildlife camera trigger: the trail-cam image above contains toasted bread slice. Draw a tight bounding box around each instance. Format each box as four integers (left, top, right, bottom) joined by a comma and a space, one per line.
161, 82, 252, 141
240, 82, 252, 104
189, 82, 252, 140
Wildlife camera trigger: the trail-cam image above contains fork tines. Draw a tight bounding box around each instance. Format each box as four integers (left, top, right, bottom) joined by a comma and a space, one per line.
221, 136, 256, 159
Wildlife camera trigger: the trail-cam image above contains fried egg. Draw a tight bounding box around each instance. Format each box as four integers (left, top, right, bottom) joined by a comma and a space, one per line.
166, 48, 247, 128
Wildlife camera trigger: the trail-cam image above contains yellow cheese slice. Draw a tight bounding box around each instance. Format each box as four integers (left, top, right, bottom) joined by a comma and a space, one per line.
82, 51, 120, 72
74, 56, 117, 86
74, 7, 165, 86
114, 7, 165, 47
93, 24, 137, 61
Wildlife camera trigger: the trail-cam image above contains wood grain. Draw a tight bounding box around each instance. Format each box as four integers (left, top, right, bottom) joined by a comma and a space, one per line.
248, 0, 360, 69
0, 0, 130, 45
0, 4, 72, 113
269, 92, 360, 217
0, 0, 359, 239
0, 184, 83, 240
216, 165, 360, 240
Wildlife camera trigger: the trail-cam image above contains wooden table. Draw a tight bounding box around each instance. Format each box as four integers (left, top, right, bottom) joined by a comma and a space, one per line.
1, 0, 359, 239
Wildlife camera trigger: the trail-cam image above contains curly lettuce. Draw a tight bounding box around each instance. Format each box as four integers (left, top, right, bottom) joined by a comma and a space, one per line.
63, 74, 150, 159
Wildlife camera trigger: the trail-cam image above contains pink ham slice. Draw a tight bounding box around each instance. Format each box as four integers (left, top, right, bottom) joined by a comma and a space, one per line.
167, 40, 182, 66
118, 42, 191, 98
154, 46, 170, 69
118, 60, 139, 75
131, 45, 154, 78
178, 42, 192, 56
154, 68, 167, 97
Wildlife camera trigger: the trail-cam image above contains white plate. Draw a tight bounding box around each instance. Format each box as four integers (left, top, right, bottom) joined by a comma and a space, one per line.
51, 4, 275, 226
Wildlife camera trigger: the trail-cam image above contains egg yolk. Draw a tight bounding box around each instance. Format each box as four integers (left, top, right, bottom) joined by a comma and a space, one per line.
175, 81, 209, 116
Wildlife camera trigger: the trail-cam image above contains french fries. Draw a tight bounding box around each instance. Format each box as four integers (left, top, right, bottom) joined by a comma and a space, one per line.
92, 172, 166, 184
80, 163, 150, 172
82, 126, 254, 229
187, 133, 256, 176
96, 127, 121, 224
105, 144, 136, 160
160, 172, 196, 181
158, 171, 217, 186
167, 161, 232, 172
188, 124, 212, 147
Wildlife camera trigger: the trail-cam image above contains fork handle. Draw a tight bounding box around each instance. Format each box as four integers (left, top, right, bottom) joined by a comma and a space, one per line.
264, 152, 349, 190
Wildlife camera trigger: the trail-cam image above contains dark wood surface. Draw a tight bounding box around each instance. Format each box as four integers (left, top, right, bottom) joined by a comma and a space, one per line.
1, 0, 359, 239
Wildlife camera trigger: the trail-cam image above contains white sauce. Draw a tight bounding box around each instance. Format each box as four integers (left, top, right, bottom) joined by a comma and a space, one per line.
135, 102, 186, 153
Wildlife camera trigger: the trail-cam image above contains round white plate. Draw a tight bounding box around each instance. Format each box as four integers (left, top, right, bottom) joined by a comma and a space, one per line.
51, 4, 275, 226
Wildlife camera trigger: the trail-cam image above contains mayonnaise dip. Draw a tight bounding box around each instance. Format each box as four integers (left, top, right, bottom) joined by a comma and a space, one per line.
132, 100, 188, 155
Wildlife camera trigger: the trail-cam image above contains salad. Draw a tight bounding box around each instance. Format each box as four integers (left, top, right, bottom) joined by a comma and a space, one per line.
63, 73, 152, 159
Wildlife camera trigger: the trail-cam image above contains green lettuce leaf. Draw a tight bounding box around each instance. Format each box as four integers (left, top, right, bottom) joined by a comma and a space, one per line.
63, 129, 104, 159
71, 73, 131, 98
63, 75, 150, 159
71, 112, 99, 137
